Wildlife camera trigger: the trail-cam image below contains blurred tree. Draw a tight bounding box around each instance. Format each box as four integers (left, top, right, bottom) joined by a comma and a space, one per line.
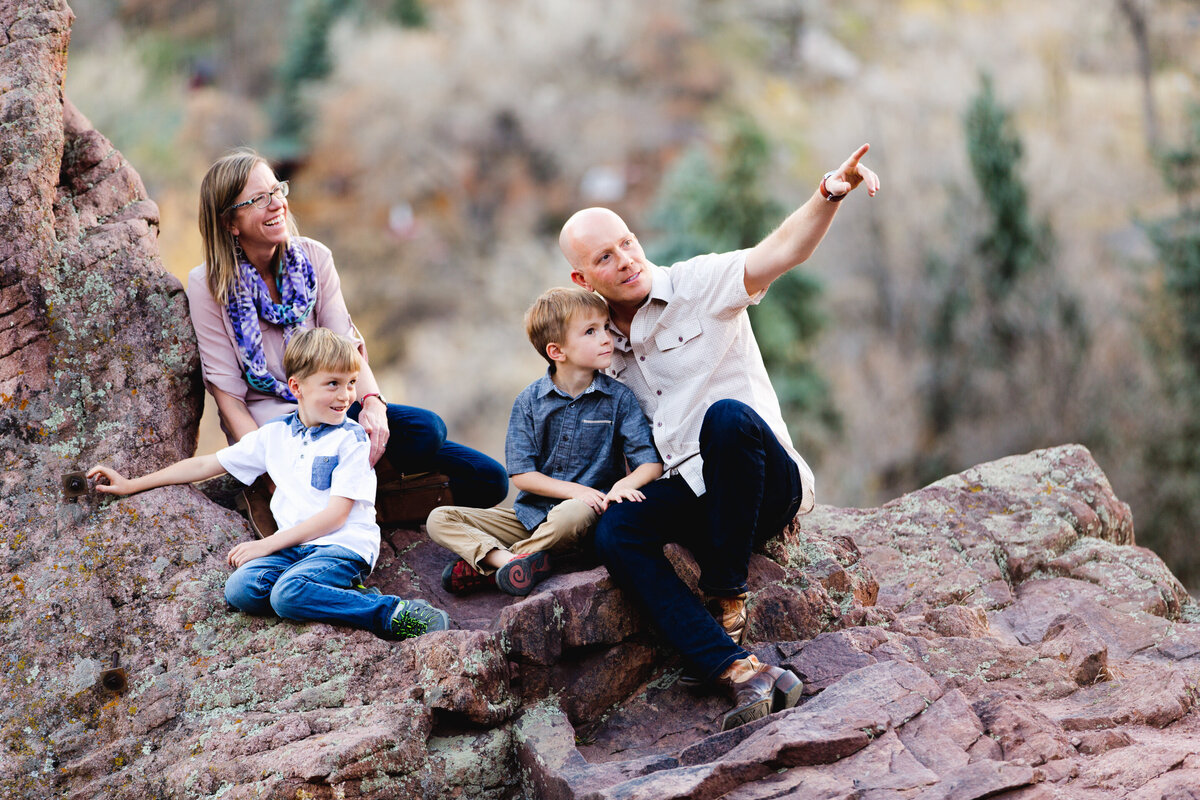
1141, 103, 1200, 586
1115, 0, 1160, 152
919, 74, 1088, 486
647, 115, 839, 445
268, 0, 345, 159
389, 0, 429, 27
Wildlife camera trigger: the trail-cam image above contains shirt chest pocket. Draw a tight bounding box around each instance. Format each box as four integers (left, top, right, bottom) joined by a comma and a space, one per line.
652, 318, 704, 381
311, 455, 339, 490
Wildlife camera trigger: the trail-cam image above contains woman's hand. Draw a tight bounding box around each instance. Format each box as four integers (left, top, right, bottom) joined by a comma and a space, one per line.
357, 396, 391, 467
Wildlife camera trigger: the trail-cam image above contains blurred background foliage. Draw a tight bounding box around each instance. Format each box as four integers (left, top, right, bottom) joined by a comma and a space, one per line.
65, 0, 1200, 589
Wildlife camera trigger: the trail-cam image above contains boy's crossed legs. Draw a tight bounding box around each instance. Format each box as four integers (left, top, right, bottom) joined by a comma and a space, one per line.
426, 499, 597, 596
225, 543, 448, 639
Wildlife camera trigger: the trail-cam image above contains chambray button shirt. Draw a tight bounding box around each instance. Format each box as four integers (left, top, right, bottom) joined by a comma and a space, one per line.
505, 370, 659, 531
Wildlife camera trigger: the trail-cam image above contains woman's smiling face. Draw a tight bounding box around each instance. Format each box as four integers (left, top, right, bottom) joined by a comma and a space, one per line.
227, 162, 290, 254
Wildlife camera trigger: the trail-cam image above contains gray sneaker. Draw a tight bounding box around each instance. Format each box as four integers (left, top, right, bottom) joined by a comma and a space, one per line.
388, 599, 450, 639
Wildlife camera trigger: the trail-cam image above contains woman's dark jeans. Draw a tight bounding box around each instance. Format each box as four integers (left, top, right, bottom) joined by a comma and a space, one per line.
594, 399, 802, 682
349, 401, 508, 509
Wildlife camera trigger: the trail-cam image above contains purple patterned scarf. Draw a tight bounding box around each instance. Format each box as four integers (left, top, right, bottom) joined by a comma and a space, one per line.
225, 240, 317, 401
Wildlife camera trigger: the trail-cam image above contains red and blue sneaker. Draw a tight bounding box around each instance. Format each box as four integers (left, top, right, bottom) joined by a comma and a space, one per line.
441, 558, 497, 595
494, 551, 552, 596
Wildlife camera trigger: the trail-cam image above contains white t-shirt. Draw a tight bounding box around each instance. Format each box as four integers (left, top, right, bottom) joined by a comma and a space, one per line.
217, 412, 381, 568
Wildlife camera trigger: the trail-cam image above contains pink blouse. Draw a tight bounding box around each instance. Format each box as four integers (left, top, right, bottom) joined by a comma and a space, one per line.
186, 237, 369, 438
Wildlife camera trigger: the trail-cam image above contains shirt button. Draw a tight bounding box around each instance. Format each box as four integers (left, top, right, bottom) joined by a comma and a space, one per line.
656, 390, 662, 396
678, 336, 683, 342
656, 422, 662, 427
562, 435, 568, 441
639, 355, 646, 362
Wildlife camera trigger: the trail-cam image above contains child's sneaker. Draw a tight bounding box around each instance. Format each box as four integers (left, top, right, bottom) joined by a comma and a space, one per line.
352, 579, 382, 596
441, 558, 496, 595
388, 599, 450, 639
494, 551, 552, 596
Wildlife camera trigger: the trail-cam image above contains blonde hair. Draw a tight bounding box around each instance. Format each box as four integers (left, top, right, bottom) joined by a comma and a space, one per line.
283, 328, 363, 381
198, 148, 300, 305
524, 287, 610, 365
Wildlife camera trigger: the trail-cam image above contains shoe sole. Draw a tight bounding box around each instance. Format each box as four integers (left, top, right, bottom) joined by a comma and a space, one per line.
717, 670, 804, 732
496, 552, 551, 596
721, 695, 772, 731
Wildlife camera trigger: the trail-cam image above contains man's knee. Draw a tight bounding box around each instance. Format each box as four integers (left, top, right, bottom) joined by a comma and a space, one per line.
701, 399, 765, 449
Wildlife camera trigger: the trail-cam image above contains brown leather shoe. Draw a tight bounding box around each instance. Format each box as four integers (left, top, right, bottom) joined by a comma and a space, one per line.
716, 656, 804, 731
706, 592, 749, 645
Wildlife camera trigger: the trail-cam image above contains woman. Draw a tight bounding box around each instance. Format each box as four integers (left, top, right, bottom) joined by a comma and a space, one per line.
187, 148, 507, 532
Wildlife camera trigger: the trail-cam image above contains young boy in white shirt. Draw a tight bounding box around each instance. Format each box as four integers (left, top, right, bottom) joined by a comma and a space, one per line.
88, 327, 449, 640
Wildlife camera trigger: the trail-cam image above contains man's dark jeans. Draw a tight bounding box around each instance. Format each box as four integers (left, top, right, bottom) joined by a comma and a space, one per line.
349, 401, 508, 509
595, 399, 803, 681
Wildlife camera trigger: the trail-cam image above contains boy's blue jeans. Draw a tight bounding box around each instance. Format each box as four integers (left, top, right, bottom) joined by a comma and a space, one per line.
348, 401, 508, 509
594, 400, 803, 682
224, 544, 399, 637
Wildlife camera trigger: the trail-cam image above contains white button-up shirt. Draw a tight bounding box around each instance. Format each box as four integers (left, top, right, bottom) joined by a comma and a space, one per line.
605, 249, 815, 512
217, 412, 382, 567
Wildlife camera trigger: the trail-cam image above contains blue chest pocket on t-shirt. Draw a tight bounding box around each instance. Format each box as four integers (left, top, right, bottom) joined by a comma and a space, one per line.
311, 455, 338, 490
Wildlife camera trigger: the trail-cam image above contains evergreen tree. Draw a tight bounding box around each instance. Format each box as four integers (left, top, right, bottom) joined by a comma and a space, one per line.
269, 0, 345, 158
1141, 103, 1200, 587
921, 74, 1086, 484
389, 0, 429, 28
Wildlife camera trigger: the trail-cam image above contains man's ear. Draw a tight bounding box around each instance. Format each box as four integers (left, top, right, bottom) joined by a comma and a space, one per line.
546, 342, 565, 363
287, 375, 301, 397
569, 270, 592, 291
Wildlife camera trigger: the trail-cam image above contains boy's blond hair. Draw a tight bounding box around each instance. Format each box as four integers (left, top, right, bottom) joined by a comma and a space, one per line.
283, 328, 363, 381
524, 287, 610, 365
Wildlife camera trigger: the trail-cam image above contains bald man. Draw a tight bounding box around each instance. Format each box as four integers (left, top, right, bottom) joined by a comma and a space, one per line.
558, 145, 879, 730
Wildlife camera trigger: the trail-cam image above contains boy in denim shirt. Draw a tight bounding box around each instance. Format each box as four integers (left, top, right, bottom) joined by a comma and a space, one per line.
427, 287, 661, 596
88, 328, 450, 640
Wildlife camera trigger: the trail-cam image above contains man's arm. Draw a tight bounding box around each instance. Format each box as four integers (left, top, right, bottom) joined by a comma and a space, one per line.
228, 496, 355, 567
88, 454, 227, 495
743, 143, 880, 296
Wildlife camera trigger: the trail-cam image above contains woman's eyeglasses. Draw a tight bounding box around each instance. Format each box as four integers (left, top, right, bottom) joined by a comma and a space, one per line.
226, 181, 289, 213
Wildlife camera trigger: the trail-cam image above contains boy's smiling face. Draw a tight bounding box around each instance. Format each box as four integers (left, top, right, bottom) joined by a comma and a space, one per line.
289, 370, 359, 427
551, 311, 613, 371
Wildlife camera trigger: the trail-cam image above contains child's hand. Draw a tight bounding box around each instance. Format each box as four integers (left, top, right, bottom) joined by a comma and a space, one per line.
605, 484, 647, 506
568, 485, 609, 513
228, 538, 277, 568
86, 465, 134, 495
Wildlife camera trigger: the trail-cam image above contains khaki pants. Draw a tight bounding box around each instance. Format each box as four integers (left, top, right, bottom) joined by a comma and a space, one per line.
425, 499, 598, 573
